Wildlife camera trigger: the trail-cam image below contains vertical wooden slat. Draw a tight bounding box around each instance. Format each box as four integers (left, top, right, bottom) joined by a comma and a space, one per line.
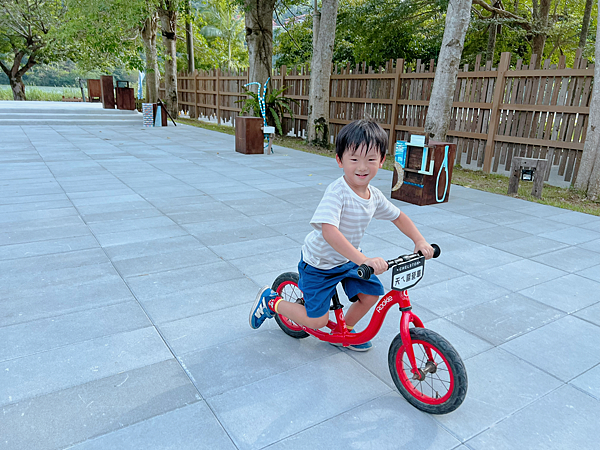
484, 52, 511, 172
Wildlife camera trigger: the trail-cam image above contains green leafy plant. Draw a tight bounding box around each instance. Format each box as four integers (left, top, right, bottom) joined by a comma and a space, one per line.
236, 85, 299, 136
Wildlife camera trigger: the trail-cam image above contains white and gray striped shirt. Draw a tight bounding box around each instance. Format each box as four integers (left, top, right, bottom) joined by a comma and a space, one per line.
302, 176, 401, 269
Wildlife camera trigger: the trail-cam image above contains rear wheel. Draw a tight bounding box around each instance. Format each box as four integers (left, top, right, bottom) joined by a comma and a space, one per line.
272, 272, 309, 339
388, 327, 467, 414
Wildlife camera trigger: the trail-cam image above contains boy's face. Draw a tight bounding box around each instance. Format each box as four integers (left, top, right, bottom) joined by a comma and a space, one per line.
336, 144, 384, 191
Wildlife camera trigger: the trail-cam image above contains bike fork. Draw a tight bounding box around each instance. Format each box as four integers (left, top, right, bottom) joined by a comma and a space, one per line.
400, 310, 436, 379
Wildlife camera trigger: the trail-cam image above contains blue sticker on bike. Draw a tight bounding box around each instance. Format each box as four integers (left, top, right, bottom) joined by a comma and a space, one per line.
391, 256, 425, 291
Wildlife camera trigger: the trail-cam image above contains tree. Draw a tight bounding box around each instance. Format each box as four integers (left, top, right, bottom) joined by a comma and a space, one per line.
245, 0, 276, 89
574, 4, 600, 200
424, 0, 473, 142
65, 0, 159, 101
142, 12, 160, 103
307, 0, 338, 146
199, 0, 246, 70
158, 0, 180, 117
579, 0, 595, 52
0, 0, 69, 100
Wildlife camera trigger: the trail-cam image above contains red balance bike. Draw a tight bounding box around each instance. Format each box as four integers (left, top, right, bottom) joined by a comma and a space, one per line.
271, 244, 467, 414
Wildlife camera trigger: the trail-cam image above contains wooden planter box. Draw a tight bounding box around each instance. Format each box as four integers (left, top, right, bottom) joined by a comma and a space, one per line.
391, 139, 456, 206
100, 75, 115, 109
235, 116, 264, 154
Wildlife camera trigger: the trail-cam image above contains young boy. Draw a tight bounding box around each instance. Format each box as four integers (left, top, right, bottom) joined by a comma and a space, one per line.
249, 119, 434, 350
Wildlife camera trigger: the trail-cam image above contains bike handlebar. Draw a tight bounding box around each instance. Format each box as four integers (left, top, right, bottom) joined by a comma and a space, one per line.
356, 244, 441, 280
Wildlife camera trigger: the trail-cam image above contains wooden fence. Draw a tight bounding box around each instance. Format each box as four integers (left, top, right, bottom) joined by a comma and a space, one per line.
162, 51, 594, 184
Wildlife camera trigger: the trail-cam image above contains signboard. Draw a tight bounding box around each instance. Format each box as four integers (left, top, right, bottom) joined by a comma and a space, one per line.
391, 256, 425, 291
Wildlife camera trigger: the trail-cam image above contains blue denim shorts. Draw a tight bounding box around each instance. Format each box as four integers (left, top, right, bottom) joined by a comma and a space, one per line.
298, 258, 385, 318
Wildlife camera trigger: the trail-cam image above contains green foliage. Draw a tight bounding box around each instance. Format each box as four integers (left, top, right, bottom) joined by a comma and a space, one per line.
236, 85, 299, 135
0, 1, 71, 75
190, 0, 248, 71
274, 0, 447, 68
62, 0, 151, 72
274, 14, 313, 67
466, 0, 598, 68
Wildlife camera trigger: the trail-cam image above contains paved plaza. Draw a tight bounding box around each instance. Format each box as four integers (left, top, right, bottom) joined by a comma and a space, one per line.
1, 120, 599, 449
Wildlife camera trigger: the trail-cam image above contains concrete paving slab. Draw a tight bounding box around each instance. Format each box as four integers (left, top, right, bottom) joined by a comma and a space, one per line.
66, 402, 237, 450
410, 275, 510, 316
466, 385, 599, 450
0, 301, 150, 362
2, 122, 599, 449
538, 225, 600, 245
574, 301, 600, 326
0, 360, 201, 450
518, 273, 600, 313
473, 259, 567, 291
1, 327, 172, 407
266, 392, 461, 450
446, 293, 565, 345
433, 347, 562, 441
207, 352, 392, 450
500, 315, 600, 381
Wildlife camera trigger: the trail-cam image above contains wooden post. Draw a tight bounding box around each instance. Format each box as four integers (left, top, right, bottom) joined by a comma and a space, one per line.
281, 65, 287, 134
508, 157, 548, 199
483, 52, 511, 173
507, 156, 522, 195
532, 159, 548, 198
388, 59, 404, 156
216, 68, 221, 125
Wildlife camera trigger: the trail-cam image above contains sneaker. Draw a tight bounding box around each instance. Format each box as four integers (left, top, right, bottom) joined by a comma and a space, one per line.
249, 286, 278, 329
330, 329, 373, 352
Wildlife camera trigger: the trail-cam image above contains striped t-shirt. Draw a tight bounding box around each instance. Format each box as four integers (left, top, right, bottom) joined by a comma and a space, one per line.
302, 176, 401, 269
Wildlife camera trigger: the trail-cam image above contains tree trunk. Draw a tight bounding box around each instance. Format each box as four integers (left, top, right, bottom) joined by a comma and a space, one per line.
245, 0, 276, 90
424, 0, 473, 142
307, 0, 338, 146
531, 0, 551, 67
158, 3, 179, 118
574, 6, 600, 200
486, 19, 498, 63
0, 50, 37, 101
312, 0, 320, 54
10, 76, 27, 101
142, 14, 159, 103
579, 0, 594, 51
185, 0, 195, 73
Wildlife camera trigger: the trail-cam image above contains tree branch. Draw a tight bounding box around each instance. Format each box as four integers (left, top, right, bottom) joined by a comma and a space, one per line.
0, 59, 10, 76
472, 0, 531, 31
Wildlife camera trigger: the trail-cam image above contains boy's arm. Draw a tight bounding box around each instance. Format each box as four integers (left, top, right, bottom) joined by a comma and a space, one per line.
391, 213, 435, 259
321, 224, 388, 274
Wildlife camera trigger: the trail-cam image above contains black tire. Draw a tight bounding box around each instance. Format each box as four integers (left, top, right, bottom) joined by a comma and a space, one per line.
271, 272, 310, 339
388, 327, 467, 414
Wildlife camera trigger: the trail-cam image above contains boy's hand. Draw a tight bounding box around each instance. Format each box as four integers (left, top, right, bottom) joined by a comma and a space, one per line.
362, 257, 388, 275
414, 241, 435, 260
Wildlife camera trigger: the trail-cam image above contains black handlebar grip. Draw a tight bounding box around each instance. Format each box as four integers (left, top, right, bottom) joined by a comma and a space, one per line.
357, 264, 374, 280
417, 244, 441, 259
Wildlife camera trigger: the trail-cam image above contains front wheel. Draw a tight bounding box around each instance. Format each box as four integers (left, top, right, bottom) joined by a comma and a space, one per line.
389, 327, 467, 414
271, 272, 309, 339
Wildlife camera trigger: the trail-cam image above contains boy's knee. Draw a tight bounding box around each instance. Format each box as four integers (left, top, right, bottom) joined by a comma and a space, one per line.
309, 314, 330, 329
358, 294, 379, 306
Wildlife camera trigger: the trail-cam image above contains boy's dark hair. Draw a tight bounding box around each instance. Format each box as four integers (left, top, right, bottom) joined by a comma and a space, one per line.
335, 119, 388, 161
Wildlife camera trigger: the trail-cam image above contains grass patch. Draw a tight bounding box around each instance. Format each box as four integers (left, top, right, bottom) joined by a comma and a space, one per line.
0, 86, 82, 101
177, 117, 600, 216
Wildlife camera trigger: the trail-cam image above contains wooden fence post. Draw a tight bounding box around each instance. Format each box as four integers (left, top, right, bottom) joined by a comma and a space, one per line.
216, 68, 221, 125
483, 52, 511, 173
388, 59, 404, 156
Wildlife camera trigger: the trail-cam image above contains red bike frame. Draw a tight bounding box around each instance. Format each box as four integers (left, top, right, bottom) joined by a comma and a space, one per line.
293, 289, 433, 377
